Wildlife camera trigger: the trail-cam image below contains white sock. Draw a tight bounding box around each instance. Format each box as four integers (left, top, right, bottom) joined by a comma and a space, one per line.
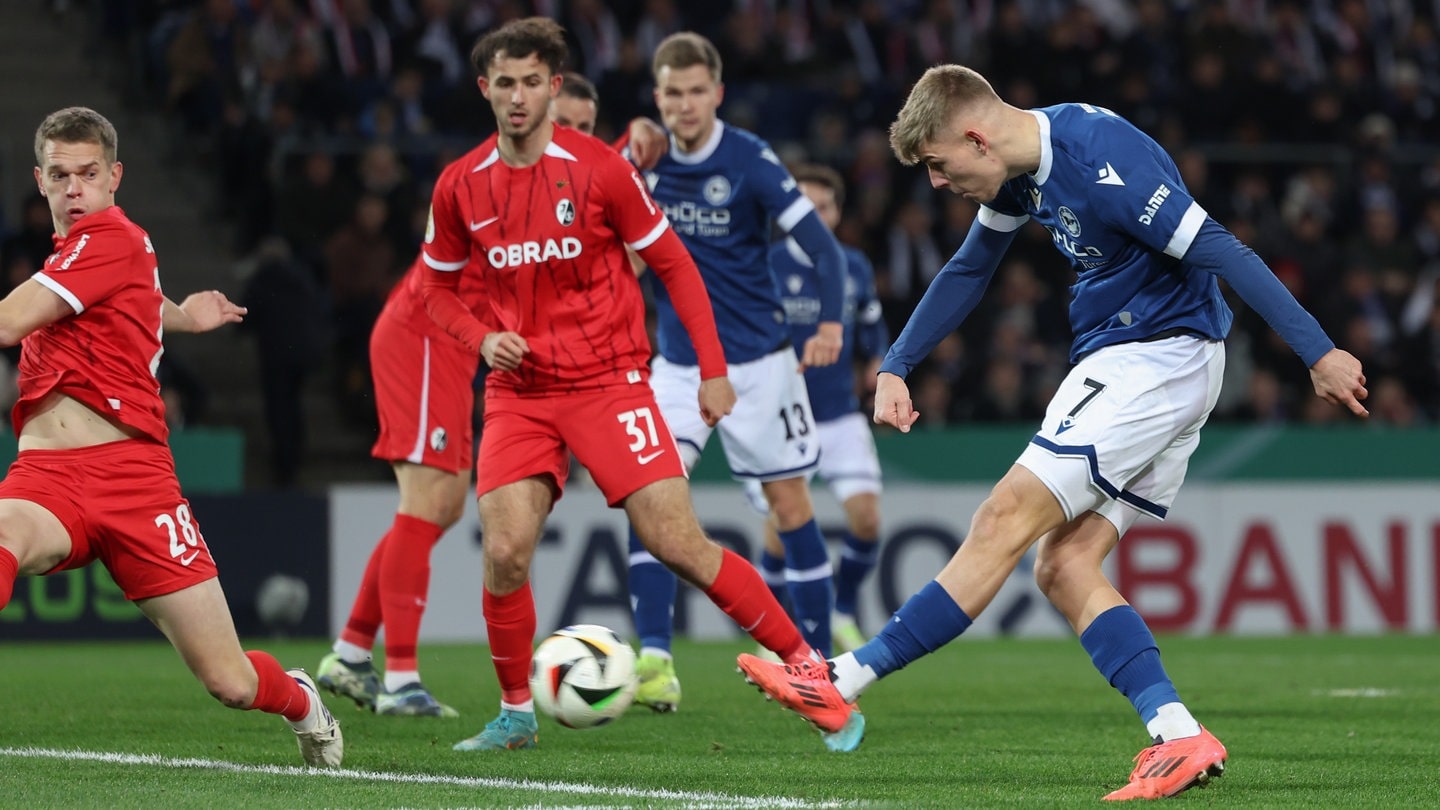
639, 647, 672, 661
500, 699, 534, 714
1146, 702, 1202, 742
384, 670, 420, 692
334, 640, 371, 665
828, 652, 877, 704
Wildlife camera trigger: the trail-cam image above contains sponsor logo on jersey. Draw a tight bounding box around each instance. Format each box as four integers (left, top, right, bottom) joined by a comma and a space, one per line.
703, 175, 732, 206
1059, 206, 1082, 238
660, 200, 732, 237
786, 273, 804, 294
1138, 183, 1171, 225
56, 233, 91, 270
556, 198, 575, 226
486, 237, 583, 268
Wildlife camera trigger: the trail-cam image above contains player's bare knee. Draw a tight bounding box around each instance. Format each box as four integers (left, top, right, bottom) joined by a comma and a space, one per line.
202, 672, 255, 709
849, 511, 881, 542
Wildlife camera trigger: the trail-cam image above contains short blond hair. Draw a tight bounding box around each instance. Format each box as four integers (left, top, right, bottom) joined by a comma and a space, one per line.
35, 106, 117, 167
888, 65, 998, 166
652, 32, 722, 83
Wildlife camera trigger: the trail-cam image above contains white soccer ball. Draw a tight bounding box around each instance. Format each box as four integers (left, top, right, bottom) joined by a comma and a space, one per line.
529, 624, 638, 729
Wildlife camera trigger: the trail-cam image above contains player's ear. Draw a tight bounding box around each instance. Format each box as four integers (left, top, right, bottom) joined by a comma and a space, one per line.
33, 166, 43, 196
550, 71, 563, 96
476, 75, 490, 99
715, 82, 724, 106
109, 161, 123, 193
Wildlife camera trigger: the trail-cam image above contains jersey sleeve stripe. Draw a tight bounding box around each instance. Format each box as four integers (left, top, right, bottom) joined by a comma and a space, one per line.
33, 272, 84, 314
776, 196, 816, 231
626, 218, 670, 251
1164, 202, 1208, 258
977, 206, 1030, 232
422, 252, 467, 271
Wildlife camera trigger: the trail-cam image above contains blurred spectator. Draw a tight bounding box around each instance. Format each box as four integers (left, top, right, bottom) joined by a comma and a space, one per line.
241, 237, 328, 488
323, 193, 400, 428
275, 151, 358, 274
166, 0, 249, 136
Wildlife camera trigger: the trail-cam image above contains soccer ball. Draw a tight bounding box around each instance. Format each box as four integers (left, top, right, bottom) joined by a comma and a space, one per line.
529, 624, 638, 729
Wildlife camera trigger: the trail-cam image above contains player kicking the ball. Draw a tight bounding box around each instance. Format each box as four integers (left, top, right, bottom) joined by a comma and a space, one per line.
738, 65, 1367, 799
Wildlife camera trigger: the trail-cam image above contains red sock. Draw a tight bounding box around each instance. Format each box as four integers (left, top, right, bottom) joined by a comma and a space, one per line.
379, 514, 444, 672
338, 531, 387, 650
245, 650, 309, 722
483, 583, 536, 705
704, 548, 810, 663
0, 546, 17, 611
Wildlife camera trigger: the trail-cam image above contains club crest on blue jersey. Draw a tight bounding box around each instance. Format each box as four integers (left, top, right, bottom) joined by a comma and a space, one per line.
1059, 206, 1082, 238
703, 175, 732, 206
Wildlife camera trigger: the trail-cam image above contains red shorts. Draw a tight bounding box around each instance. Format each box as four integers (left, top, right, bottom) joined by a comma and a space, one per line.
0, 439, 217, 600
369, 309, 479, 473
478, 386, 687, 506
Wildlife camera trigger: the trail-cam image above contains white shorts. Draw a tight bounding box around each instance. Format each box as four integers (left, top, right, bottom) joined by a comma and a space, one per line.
1016, 336, 1225, 536
650, 349, 820, 480
743, 410, 882, 513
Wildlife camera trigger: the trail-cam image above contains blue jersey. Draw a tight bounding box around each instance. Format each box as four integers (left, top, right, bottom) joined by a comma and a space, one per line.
770, 238, 889, 422
991, 104, 1232, 361
646, 122, 834, 365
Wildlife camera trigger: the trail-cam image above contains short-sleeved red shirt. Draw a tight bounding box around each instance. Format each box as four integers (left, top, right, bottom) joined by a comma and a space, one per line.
16, 206, 169, 443
422, 127, 671, 396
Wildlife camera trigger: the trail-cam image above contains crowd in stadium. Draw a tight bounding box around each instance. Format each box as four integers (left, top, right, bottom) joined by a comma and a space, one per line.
16, 0, 1440, 439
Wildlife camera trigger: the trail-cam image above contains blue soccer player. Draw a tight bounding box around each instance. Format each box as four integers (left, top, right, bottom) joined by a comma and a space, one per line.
739, 65, 1368, 796
625, 32, 857, 746
742, 163, 889, 653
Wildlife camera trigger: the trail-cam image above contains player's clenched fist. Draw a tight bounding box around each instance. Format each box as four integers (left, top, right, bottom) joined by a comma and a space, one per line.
873, 371, 920, 433
698, 376, 736, 427
481, 331, 529, 372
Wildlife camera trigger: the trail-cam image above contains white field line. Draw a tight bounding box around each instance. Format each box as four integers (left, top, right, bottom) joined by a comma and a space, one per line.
0, 746, 850, 809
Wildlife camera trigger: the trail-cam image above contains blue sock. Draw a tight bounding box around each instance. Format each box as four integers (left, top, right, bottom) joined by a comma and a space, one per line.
855, 580, 971, 677
759, 548, 791, 616
834, 532, 878, 617
778, 518, 834, 657
1079, 605, 1179, 726
627, 525, 676, 653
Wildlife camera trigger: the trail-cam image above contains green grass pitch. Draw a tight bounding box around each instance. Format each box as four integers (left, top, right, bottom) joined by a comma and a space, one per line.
2, 635, 1435, 807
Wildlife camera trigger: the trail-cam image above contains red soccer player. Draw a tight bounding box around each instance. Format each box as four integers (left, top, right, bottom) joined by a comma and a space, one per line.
315, 69, 642, 718
421, 17, 848, 751
0, 107, 342, 766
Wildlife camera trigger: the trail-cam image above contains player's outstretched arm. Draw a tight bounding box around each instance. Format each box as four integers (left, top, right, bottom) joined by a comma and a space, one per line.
164, 291, 246, 334
1309, 348, 1369, 417
874, 371, 920, 433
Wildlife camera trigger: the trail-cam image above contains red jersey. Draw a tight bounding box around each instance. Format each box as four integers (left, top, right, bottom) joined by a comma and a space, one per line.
422, 126, 721, 395
383, 251, 486, 341
16, 206, 169, 443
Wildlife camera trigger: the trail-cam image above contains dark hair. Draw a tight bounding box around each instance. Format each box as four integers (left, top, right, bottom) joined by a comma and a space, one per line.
558, 71, 598, 103
35, 106, 117, 166
652, 31, 722, 82
789, 163, 846, 209
470, 16, 568, 77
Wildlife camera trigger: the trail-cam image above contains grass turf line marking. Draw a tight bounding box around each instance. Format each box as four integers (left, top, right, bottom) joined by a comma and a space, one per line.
0, 746, 847, 809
